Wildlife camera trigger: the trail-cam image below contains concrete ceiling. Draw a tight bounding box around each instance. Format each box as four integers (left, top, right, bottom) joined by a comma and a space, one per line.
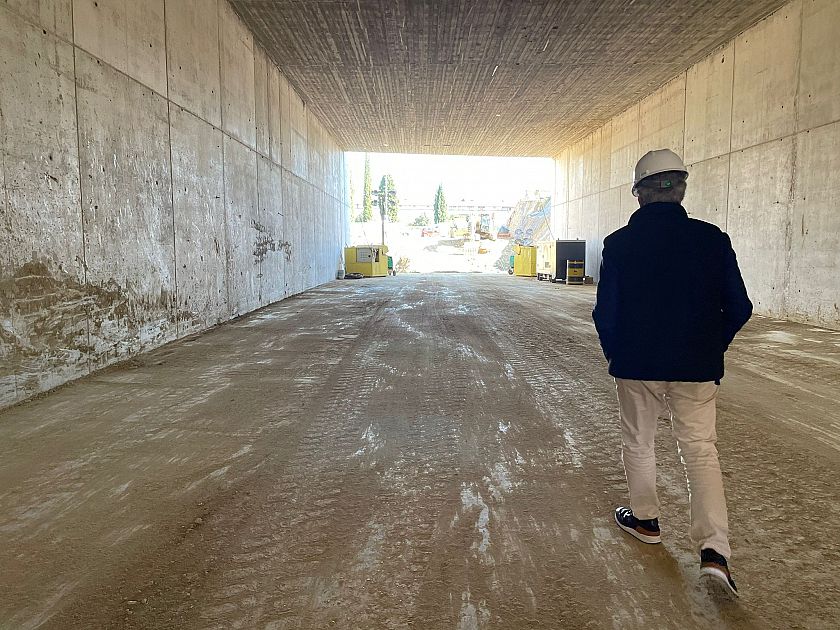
231, 0, 788, 157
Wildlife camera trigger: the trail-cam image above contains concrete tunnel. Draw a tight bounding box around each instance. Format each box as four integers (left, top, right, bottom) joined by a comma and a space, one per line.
1, 0, 839, 627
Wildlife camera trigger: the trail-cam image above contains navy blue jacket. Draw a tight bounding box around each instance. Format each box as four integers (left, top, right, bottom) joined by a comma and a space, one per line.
592, 202, 752, 382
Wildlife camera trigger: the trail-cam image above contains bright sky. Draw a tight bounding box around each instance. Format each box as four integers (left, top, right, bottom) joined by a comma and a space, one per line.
346, 152, 555, 208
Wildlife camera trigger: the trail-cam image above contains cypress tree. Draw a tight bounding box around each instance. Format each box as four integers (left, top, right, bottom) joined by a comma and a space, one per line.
433, 184, 448, 224
360, 154, 373, 222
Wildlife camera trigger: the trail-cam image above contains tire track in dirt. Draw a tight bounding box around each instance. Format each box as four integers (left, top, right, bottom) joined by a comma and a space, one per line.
472, 276, 839, 629
20, 275, 840, 629
42, 285, 395, 629
167, 290, 396, 629
479, 287, 733, 629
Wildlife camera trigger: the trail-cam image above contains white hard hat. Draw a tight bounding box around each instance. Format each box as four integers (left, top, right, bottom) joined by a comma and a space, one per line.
632, 149, 688, 195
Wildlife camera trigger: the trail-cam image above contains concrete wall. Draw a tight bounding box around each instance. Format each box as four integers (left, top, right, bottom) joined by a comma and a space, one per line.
553, 0, 840, 329
0, 0, 350, 409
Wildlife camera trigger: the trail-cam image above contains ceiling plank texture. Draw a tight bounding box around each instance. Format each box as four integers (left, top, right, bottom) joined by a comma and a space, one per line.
231, 0, 788, 156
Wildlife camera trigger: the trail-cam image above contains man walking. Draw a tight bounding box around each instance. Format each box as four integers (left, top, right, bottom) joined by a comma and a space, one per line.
592, 149, 752, 597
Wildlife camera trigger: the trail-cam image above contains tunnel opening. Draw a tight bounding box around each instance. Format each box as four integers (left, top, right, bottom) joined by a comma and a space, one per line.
346, 152, 555, 274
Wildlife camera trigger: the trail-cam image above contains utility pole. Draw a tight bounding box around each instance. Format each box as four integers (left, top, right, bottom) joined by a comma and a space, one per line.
378, 180, 388, 246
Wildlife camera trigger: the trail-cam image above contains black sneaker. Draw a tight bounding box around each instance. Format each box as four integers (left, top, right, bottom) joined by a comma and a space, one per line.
614, 506, 661, 544
700, 548, 739, 598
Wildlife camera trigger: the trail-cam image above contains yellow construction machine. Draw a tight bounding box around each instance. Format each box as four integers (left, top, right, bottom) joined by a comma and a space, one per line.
344, 245, 390, 277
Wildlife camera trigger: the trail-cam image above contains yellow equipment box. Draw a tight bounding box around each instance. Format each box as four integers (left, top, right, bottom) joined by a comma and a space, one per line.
345, 245, 390, 277
566, 259, 585, 285
513, 245, 537, 277
536, 239, 586, 282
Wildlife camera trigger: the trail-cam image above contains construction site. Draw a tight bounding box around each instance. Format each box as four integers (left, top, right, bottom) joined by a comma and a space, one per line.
1, 1, 839, 628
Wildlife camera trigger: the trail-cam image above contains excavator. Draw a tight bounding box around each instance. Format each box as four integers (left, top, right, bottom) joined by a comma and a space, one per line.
475, 213, 496, 240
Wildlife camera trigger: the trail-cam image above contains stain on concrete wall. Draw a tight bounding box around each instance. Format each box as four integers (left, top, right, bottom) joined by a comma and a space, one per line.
0, 0, 349, 409
223, 136, 260, 318
1, 9, 86, 403
256, 156, 285, 305
555, 0, 840, 330
0, 262, 89, 403
170, 105, 227, 334
76, 50, 177, 368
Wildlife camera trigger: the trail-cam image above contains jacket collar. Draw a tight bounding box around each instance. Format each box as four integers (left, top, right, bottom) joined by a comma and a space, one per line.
629, 202, 688, 224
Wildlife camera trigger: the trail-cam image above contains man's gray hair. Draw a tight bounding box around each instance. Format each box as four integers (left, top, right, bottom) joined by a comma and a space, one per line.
636, 170, 687, 205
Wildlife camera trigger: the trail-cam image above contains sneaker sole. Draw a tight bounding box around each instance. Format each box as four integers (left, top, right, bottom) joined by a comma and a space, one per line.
700, 567, 739, 599
614, 512, 661, 544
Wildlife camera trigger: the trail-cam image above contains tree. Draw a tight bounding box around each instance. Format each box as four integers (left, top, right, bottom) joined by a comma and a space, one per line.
433, 184, 448, 224
359, 154, 373, 222
378, 174, 399, 223
411, 214, 430, 226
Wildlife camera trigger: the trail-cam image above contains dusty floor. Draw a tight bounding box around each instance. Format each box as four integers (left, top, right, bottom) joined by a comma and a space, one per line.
1, 274, 839, 629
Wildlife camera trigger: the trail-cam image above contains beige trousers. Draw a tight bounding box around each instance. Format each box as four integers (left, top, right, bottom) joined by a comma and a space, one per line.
615, 379, 731, 558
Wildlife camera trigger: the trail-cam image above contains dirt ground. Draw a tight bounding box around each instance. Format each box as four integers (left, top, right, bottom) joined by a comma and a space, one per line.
348, 221, 512, 274
1, 274, 839, 629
